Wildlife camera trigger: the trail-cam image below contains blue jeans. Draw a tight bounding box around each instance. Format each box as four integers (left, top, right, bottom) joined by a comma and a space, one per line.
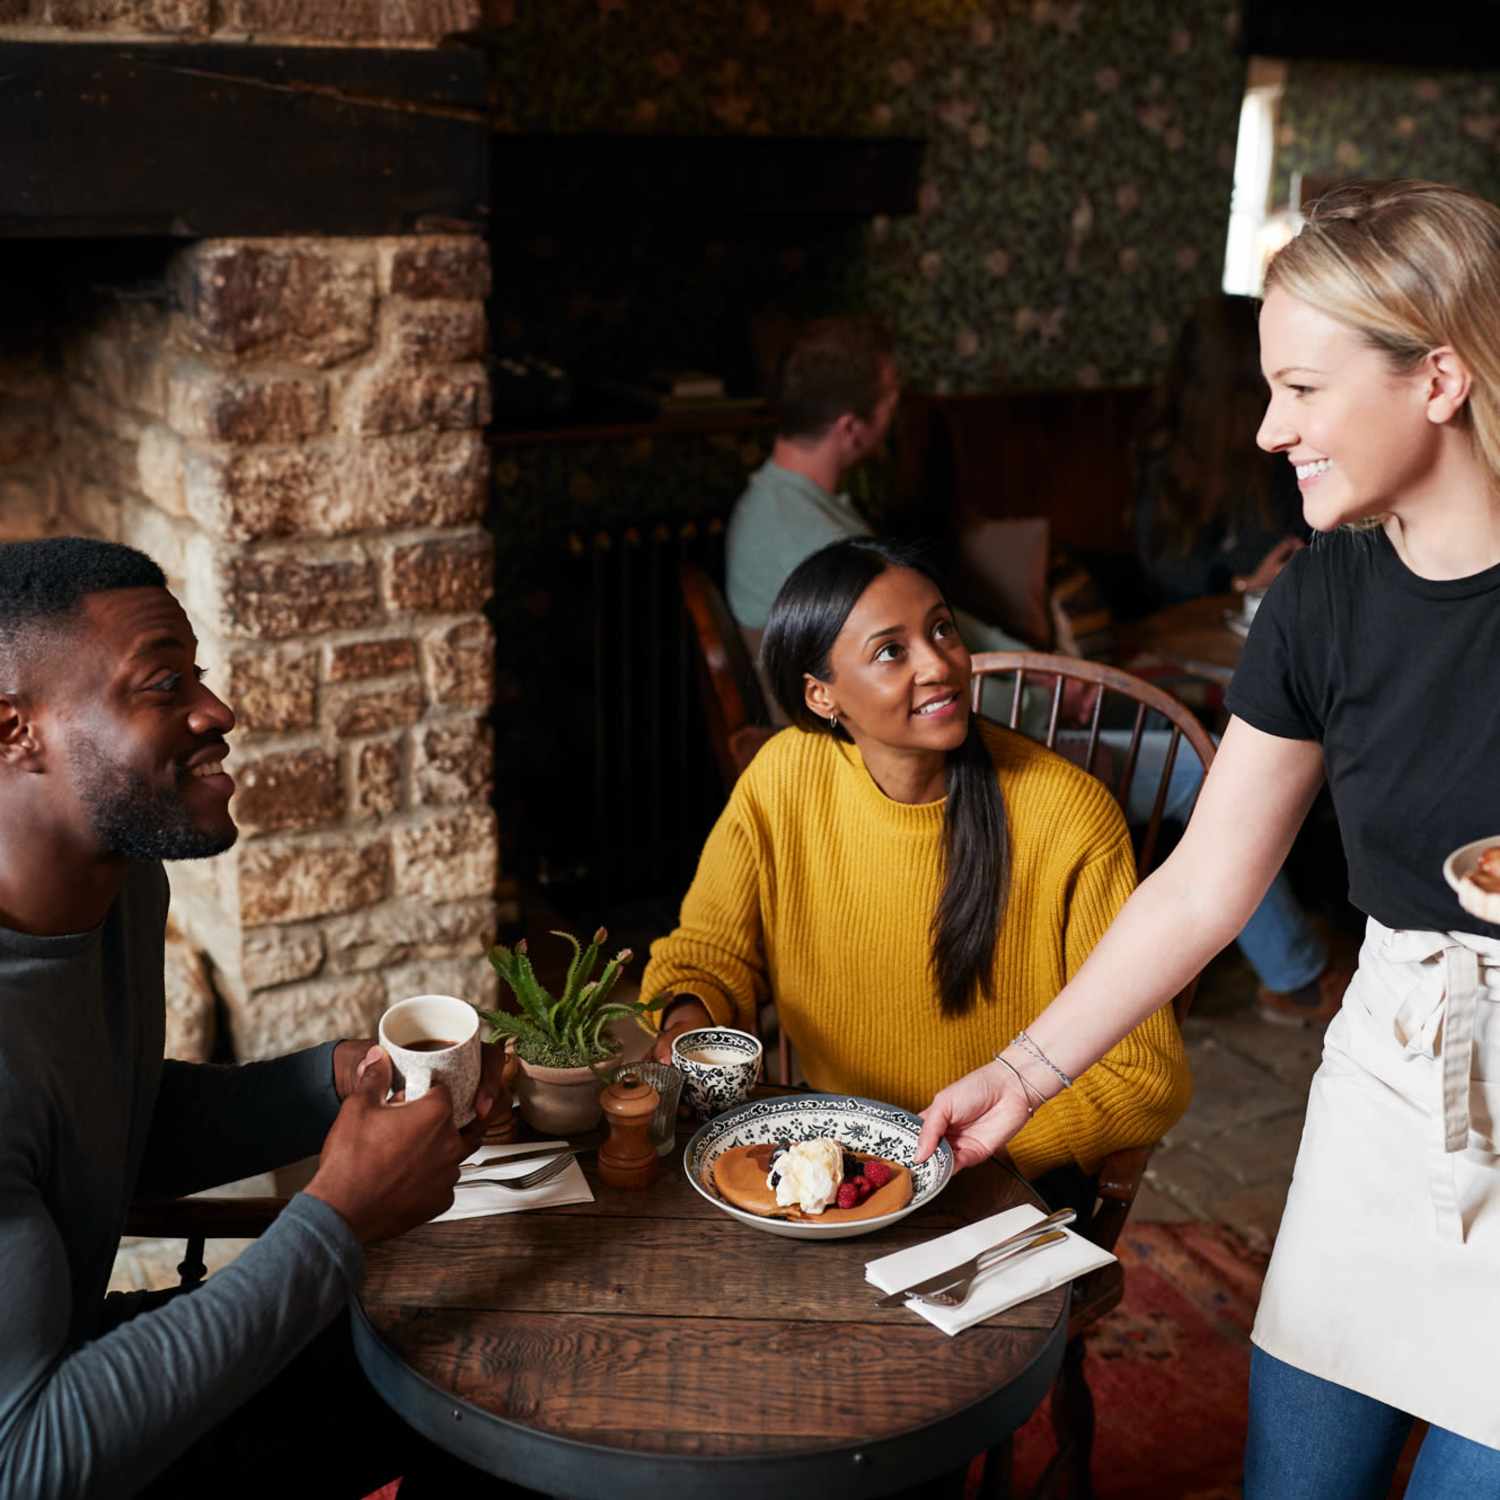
1247, 1347, 1500, 1498
1108, 730, 1327, 994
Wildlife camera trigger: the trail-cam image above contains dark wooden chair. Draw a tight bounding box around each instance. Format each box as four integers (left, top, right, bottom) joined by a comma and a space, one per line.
679, 562, 791, 1069
124, 1197, 285, 1289
679, 561, 778, 791
968, 650, 1215, 1500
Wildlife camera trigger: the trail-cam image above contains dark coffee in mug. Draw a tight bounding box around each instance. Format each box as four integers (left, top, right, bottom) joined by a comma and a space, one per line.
404, 1037, 461, 1052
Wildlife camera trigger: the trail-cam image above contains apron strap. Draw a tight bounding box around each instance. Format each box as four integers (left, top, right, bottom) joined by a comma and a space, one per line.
1441, 945, 1479, 1154
1426, 946, 1480, 1244
1385, 933, 1482, 1243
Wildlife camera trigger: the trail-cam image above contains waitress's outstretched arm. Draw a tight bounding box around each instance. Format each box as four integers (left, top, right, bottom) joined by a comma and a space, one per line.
917, 716, 1326, 1168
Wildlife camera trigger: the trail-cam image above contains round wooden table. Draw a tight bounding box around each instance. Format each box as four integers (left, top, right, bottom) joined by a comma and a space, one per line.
353, 1127, 1067, 1499
1119, 593, 1247, 687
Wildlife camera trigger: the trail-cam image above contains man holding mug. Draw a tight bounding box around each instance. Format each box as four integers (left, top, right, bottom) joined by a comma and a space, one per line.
0, 538, 513, 1497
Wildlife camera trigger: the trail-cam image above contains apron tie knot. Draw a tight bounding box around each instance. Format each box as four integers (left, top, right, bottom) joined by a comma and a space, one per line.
1382, 928, 1483, 1157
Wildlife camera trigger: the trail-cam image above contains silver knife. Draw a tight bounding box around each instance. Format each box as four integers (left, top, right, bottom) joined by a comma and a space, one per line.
460, 1145, 579, 1172
872, 1207, 1076, 1307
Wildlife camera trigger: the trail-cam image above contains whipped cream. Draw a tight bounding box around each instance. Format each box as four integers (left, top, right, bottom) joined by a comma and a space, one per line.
769, 1137, 844, 1214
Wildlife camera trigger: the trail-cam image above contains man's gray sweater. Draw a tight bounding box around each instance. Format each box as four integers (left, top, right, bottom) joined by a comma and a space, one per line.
0, 863, 363, 1498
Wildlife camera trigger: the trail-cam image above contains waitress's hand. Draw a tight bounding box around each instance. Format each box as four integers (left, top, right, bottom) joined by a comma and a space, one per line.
648, 998, 714, 1064
1232, 536, 1303, 595
915, 1060, 1035, 1171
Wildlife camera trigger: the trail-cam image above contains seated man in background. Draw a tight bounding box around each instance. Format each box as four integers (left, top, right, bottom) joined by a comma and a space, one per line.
725, 316, 1345, 1026
0, 538, 512, 1498
727, 314, 1027, 662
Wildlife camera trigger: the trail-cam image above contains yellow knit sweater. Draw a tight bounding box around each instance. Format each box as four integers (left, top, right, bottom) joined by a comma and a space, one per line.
642, 723, 1191, 1177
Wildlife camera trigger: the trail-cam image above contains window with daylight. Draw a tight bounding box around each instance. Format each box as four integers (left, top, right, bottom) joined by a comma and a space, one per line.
1222, 60, 1288, 296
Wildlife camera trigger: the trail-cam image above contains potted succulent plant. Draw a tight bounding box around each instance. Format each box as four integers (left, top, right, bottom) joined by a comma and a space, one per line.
478, 927, 670, 1134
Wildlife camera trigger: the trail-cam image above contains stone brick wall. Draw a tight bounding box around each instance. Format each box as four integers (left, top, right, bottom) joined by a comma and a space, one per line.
0, 0, 481, 42
0, 293, 62, 541
1, 233, 499, 1059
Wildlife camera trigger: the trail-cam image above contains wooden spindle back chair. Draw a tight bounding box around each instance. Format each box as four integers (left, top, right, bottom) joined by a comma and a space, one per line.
967, 650, 1215, 1500
969, 649, 1217, 1026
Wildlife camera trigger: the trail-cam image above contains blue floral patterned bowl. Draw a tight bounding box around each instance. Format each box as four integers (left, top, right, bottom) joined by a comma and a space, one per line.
682, 1092, 954, 1241
671, 1027, 763, 1119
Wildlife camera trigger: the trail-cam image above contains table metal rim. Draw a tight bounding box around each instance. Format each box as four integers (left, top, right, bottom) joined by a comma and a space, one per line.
350, 1289, 1069, 1499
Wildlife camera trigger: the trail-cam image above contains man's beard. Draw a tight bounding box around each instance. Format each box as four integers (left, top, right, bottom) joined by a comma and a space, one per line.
71, 738, 237, 862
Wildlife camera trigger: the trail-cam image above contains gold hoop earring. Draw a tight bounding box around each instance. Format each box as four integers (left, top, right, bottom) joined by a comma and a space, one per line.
828, 713, 839, 734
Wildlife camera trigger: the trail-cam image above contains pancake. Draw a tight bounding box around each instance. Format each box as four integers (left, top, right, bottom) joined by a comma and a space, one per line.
710, 1142, 913, 1223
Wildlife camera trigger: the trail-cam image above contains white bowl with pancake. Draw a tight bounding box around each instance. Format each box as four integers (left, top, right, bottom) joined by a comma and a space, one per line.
1443, 836, 1500, 924
683, 1092, 954, 1241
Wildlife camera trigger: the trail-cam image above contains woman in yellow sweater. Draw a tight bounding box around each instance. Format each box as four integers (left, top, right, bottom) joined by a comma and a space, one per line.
644, 538, 1189, 1181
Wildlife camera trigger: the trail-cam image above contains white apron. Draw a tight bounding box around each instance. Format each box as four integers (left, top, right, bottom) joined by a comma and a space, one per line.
1253, 918, 1500, 1447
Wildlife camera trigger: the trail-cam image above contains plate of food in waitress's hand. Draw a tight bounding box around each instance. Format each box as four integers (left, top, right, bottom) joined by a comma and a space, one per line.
683, 1093, 953, 1241
1444, 837, 1500, 924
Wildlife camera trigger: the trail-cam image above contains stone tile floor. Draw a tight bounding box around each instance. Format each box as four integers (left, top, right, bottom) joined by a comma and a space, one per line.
111, 940, 1323, 1290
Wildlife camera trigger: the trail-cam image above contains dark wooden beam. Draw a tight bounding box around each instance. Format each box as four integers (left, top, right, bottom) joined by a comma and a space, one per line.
489, 133, 927, 220
1241, 0, 1500, 67
0, 42, 489, 239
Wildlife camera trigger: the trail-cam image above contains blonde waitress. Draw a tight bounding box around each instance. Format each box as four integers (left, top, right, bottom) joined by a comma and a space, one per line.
920, 180, 1500, 1496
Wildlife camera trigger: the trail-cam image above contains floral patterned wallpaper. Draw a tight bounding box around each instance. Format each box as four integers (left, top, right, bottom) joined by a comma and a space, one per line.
483, 0, 1251, 902
486, 0, 1247, 392
1274, 61, 1500, 213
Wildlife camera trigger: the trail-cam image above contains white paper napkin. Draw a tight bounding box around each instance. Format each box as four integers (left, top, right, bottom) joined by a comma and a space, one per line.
865, 1204, 1115, 1336
432, 1138, 595, 1223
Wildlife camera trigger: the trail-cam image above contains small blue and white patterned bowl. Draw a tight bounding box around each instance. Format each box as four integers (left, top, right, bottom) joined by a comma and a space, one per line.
671, 1027, 763, 1119
683, 1092, 954, 1241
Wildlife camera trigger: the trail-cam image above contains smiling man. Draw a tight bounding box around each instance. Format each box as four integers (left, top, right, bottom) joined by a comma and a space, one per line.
0, 538, 512, 1498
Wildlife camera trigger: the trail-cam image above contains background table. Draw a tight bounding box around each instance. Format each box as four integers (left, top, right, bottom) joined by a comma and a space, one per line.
1119, 593, 1246, 687
353, 1129, 1067, 1499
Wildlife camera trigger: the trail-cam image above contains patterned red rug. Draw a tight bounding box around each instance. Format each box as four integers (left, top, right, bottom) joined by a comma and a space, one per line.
1001, 1220, 1421, 1500
1011, 1221, 1265, 1499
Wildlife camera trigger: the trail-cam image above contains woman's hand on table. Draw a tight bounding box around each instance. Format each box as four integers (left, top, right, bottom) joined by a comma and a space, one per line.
915, 1060, 1035, 1171
648, 998, 714, 1064
1232, 536, 1303, 594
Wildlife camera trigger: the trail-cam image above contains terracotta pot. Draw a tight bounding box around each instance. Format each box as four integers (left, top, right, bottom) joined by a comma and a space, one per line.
514, 1056, 607, 1135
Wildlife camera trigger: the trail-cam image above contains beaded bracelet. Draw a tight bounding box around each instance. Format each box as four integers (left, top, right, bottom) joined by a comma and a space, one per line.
992, 1053, 1045, 1116
1012, 1028, 1075, 1091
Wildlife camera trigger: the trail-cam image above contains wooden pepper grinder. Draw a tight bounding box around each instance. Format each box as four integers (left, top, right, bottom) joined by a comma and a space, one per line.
598, 1070, 660, 1189
484, 1045, 522, 1144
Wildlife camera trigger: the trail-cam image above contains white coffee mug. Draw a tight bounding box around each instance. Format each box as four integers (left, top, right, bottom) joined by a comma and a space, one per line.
378, 994, 481, 1127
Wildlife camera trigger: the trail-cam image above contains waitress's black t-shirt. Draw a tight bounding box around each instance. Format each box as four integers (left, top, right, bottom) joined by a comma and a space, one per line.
1226, 526, 1500, 939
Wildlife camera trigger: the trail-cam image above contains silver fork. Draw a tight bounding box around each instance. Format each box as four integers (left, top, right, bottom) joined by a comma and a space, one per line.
874, 1206, 1076, 1307
452, 1152, 576, 1191
911, 1227, 1070, 1308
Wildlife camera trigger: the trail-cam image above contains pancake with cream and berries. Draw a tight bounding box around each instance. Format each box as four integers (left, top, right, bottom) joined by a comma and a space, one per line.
710, 1137, 913, 1223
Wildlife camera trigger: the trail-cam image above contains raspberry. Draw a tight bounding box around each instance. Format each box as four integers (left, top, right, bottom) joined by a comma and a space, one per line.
864, 1161, 894, 1190
853, 1177, 872, 1200
836, 1182, 859, 1210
